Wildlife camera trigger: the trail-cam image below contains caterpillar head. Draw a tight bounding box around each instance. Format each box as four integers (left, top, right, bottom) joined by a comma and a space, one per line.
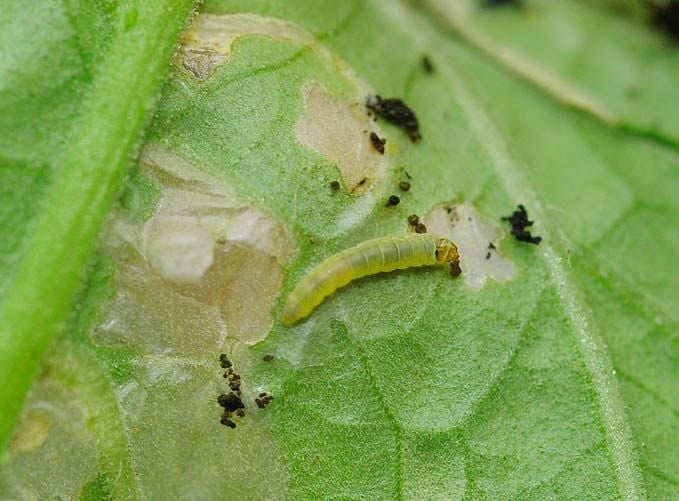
435, 238, 459, 265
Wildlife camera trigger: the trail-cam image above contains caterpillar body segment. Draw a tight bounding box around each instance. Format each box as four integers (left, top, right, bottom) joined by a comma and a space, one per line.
281, 234, 459, 325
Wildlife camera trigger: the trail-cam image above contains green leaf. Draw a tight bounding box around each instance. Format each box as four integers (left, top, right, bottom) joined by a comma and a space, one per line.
1, 0, 677, 499
0, 0, 197, 451
421, 0, 679, 147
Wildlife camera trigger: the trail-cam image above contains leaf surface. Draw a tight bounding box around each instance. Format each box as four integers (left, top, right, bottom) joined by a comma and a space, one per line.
0, 1, 677, 499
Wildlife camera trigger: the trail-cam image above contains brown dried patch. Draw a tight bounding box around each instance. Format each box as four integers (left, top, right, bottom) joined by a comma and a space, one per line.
296, 84, 387, 193
8, 410, 52, 455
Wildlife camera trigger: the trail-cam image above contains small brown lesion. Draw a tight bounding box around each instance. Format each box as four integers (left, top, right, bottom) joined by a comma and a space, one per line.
8, 409, 52, 455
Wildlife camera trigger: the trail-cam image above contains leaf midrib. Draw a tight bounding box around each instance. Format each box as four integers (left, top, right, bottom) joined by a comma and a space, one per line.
0, 0, 198, 455
375, 1, 646, 498
441, 44, 646, 501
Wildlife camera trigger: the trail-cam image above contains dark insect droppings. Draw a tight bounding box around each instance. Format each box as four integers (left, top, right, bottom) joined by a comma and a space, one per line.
263, 353, 274, 362
220, 414, 237, 428
386, 195, 400, 207
407, 213, 426, 233
255, 393, 275, 409
330, 180, 341, 191
502, 204, 542, 245
421, 55, 434, 73
216, 355, 247, 428
369, 132, 386, 154
366, 95, 422, 142
219, 354, 232, 369
398, 181, 411, 191
217, 393, 245, 412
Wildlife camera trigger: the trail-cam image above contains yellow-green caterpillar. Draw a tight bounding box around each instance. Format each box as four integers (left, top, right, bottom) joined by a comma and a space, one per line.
281, 234, 459, 325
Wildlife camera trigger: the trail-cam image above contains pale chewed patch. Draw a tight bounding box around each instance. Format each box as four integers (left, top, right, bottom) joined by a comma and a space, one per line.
422, 202, 516, 289
82, 144, 292, 495
296, 83, 387, 193
115, 355, 289, 499
175, 14, 385, 193
176, 13, 315, 80
95, 143, 296, 350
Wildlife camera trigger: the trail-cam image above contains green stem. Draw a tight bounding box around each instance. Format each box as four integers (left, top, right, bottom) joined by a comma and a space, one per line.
0, 0, 197, 454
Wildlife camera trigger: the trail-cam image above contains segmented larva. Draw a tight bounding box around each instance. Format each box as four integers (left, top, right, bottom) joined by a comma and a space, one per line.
281, 234, 459, 325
